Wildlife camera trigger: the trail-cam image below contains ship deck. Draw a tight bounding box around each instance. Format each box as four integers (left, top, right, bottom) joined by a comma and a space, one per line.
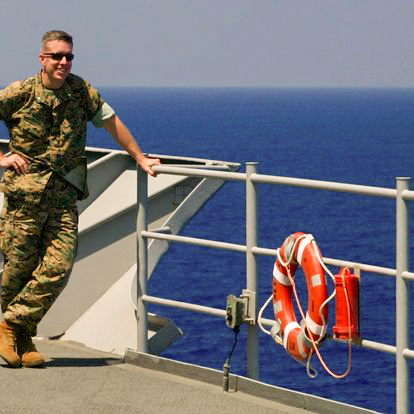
0, 339, 376, 414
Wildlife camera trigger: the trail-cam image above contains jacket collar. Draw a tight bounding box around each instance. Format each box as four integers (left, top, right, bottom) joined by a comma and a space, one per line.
34, 72, 74, 107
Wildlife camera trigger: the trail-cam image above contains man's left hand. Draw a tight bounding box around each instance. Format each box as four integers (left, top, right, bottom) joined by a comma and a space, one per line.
139, 157, 161, 177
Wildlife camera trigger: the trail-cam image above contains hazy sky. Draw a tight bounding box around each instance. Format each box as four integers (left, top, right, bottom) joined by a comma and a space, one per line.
1, 1, 413, 87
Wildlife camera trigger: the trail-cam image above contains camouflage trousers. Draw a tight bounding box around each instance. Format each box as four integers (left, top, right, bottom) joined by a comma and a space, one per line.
0, 174, 78, 336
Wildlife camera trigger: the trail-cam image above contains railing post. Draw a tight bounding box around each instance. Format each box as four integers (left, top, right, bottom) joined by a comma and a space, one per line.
396, 177, 410, 414
246, 162, 259, 380
137, 166, 149, 353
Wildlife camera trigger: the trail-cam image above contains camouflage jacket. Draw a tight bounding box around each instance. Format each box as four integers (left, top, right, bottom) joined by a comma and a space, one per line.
0, 72, 107, 203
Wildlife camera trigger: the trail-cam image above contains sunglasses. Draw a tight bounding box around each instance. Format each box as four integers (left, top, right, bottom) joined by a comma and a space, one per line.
42, 52, 75, 62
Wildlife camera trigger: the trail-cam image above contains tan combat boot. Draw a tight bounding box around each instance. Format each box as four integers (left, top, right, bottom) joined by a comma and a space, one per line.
16, 333, 45, 368
0, 321, 21, 368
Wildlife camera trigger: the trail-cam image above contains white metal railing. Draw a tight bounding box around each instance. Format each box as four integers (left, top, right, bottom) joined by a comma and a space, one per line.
136, 163, 412, 414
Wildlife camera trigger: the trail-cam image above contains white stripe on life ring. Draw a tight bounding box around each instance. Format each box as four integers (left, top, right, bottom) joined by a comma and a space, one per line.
273, 300, 283, 315
311, 273, 322, 287
273, 263, 290, 286
297, 329, 309, 359
296, 236, 312, 265
283, 321, 301, 350
305, 312, 324, 337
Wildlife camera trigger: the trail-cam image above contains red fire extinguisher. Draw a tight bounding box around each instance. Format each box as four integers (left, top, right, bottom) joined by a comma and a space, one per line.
333, 267, 360, 341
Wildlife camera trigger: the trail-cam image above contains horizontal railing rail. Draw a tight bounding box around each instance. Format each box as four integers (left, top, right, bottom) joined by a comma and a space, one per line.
136, 163, 412, 414
142, 229, 397, 278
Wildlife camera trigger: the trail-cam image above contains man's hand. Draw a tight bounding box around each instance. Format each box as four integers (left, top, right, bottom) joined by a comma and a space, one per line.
0, 153, 29, 174
138, 156, 161, 177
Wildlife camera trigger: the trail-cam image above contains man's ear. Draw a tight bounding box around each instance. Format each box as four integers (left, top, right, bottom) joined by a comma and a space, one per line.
39, 54, 46, 67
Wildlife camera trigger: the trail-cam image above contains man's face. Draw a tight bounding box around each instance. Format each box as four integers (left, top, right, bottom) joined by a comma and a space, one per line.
39, 40, 73, 89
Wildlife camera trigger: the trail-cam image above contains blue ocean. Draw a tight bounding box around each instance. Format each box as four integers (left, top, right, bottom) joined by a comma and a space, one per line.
93, 87, 413, 414
3, 87, 413, 413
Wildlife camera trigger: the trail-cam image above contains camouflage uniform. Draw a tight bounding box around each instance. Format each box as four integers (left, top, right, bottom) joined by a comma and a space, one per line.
0, 72, 112, 335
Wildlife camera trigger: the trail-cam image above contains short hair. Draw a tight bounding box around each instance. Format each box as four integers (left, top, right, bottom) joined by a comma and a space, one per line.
41, 30, 73, 50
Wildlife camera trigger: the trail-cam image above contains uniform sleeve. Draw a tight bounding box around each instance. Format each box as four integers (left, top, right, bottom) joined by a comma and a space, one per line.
65, 75, 115, 128
0, 81, 26, 121
82, 79, 107, 122
91, 102, 116, 128
82, 79, 116, 128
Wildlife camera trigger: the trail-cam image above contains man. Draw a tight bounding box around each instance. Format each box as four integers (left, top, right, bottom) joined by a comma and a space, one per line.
0, 30, 160, 368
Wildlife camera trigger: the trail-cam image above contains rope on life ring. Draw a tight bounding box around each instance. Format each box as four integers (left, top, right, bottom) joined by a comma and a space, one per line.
256, 232, 354, 379
272, 232, 329, 366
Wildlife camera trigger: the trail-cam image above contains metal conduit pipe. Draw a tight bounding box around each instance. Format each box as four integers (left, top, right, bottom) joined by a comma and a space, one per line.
136, 167, 149, 353
141, 230, 246, 253
401, 188, 414, 201
153, 164, 402, 199
251, 173, 397, 198
402, 348, 414, 359
86, 150, 120, 170
396, 177, 411, 414
401, 270, 414, 281
252, 247, 396, 277
246, 163, 260, 380
141, 164, 413, 411
152, 165, 246, 182
142, 295, 226, 318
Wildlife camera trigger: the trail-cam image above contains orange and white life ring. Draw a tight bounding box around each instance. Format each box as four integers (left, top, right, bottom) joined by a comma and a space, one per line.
272, 232, 328, 363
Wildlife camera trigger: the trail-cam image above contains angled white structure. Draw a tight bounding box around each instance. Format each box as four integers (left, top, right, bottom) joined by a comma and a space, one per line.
0, 140, 239, 355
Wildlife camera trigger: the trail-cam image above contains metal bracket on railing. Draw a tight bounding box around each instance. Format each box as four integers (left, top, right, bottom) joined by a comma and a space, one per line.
241, 289, 256, 325
225, 289, 256, 329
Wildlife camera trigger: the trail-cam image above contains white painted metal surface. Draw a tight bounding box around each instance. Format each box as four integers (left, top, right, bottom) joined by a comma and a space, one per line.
0, 139, 239, 355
